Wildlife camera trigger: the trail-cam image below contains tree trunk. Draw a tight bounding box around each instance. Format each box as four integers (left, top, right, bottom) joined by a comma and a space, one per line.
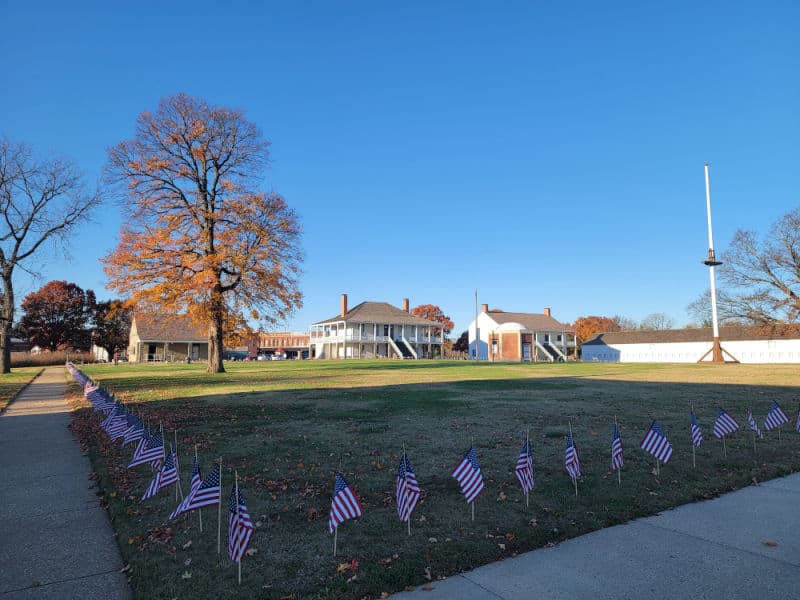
0, 275, 14, 374
207, 286, 225, 374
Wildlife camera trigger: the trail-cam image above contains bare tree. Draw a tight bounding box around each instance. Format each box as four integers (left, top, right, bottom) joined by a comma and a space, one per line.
718, 209, 800, 324
0, 139, 102, 372
639, 312, 674, 331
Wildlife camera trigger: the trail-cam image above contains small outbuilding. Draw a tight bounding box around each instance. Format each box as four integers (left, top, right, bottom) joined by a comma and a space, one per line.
128, 314, 208, 363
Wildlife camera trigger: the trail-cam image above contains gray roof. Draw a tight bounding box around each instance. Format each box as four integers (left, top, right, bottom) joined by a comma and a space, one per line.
313, 301, 438, 327
485, 310, 575, 333
583, 325, 800, 346
133, 314, 207, 342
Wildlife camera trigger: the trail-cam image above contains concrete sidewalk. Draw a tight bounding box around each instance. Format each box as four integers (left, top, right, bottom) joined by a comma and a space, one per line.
396, 473, 800, 599
0, 367, 131, 599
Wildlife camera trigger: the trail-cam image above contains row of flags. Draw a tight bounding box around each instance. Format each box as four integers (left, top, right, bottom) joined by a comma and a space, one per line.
67, 363, 800, 552
67, 364, 254, 569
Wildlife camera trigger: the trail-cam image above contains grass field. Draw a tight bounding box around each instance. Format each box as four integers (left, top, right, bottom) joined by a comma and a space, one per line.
71, 360, 800, 599
0, 367, 43, 413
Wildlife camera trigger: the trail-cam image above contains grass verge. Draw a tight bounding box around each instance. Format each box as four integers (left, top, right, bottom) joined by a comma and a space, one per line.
71, 360, 800, 599
0, 367, 43, 413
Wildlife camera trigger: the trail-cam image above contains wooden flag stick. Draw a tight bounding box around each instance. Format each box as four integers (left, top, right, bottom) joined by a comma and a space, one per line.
471, 501, 475, 521
573, 476, 578, 497
333, 526, 338, 557
235, 470, 241, 585
217, 457, 222, 555
195, 444, 203, 533
752, 430, 757, 454
722, 436, 727, 458
174, 430, 182, 501
158, 422, 166, 474
692, 443, 696, 469
568, 422, 578, 496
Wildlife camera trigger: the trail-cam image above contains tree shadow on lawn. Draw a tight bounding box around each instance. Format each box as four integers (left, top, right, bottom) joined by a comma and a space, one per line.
79, 375, 800, 599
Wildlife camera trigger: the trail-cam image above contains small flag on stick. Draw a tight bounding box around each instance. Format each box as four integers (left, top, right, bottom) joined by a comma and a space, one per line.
764, 401, 789, 431
451, 446, 485, 505
228, 480, 254, 565
564, 428, 581, 497
611, 422, 624, 471
690, 411, 703, 447
747, 409, 763, 439
169, 464, 220, 520
713, 407, 739, 438
396, 454, 421, 525
328, 473, 362, 534
640, 420, 673, 464
514, 437, 535, 495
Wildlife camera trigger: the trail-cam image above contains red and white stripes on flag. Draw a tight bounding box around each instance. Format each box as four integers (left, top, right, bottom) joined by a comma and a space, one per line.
611, 423, 624, 471
328, 473, 363, 533
395, 454, 421, 523
690, 411, 703, 447
713, 407, 739, 438
764, 401, 789, 431
228, 485, 254, 563
564, 432, 581, 479
169, 464, 220, 519
451, 446, 485, 504
640, 420, 673, 463
747, 410, 763, 438
514, 438, 535, 494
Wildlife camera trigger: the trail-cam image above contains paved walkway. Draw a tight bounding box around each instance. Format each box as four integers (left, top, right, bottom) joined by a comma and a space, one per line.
0, 367, 131, 599
395, 472, 800, 599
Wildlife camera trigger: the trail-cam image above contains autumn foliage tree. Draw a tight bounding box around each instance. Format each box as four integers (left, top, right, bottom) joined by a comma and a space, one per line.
410, 304, 455, 334
103, 94, 302, 373
571, 316, 621, 344
18, 281, 91, 351
89, 299, 132, 360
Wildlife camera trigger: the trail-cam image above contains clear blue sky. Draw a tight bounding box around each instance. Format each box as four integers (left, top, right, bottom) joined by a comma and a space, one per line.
2, 1, 798, 336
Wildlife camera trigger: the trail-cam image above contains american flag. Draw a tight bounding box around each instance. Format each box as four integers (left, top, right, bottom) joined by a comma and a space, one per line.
328, 473, 363, 534
564, 432, 581, 479
611, 423, 624, 471
128, 430, 164, 469
451, 446, 485, 504
764, 401, 789, 431
141, 447, 178, 501
395, 454, 421, 523
796, 406, 800, 433
228, 485, 254, 562
158, 444, 179, 489
747, 409, 763, 438
690, 411, 703, 447
713, 407, 740, 438
169, 460, 212, 520
640, 420, 673, 463
515, 438, 535, 494
183, 464, 221, 511
122, 416, 145, 446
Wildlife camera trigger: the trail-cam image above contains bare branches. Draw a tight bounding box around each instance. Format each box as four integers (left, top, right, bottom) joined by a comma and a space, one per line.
0, 137, 103, 372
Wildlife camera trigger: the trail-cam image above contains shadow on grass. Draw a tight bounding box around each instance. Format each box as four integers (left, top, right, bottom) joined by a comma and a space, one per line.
71, 366, 800, 599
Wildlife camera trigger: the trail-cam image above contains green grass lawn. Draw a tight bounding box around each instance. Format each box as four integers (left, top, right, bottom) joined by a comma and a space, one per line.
71, 360, 800, 599
0, 367, 43, 413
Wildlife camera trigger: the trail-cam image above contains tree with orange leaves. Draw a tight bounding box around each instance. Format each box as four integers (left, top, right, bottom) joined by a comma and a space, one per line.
103, 94, 302, 373
571, 315, 621, 346
411, 304, 455, 334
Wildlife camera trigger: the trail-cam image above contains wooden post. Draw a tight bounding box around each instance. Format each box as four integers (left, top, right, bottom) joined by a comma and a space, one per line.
217, 457, 222, 555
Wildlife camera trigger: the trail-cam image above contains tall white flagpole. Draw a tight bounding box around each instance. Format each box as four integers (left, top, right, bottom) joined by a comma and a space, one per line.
703, 162, 725, 363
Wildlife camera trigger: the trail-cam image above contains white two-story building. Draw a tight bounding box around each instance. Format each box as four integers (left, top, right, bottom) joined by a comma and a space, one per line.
310, 294, 444, 359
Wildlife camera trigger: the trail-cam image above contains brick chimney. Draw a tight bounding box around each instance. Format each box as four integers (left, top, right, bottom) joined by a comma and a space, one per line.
402, 298, 409, 313
544, 307, 551, 317
340, 294, 348, 317
481, 303, 488, 313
